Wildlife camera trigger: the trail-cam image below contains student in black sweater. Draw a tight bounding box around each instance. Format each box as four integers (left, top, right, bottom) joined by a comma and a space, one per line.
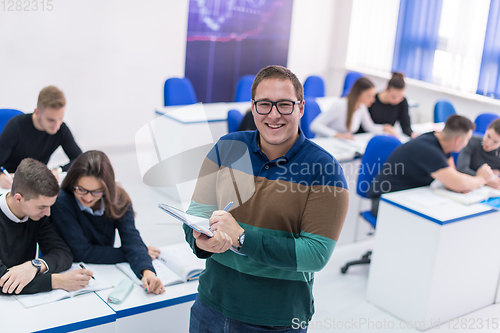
0, 86, 82, 189
366, 72, 415, 137
0, 158, 92, 295
51, 150, 165, 295
457, 118, 500, 188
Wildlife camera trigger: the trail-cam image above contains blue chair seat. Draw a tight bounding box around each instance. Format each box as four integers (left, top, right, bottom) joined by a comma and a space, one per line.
361, 211, 377, 228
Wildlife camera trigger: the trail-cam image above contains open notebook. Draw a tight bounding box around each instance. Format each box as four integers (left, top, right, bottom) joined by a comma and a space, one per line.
116, 243, 205, 287
15, 263, 113, 308
431, 181, 500, 205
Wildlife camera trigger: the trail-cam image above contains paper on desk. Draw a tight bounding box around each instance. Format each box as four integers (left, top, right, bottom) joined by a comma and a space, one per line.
404, 191, 451, 208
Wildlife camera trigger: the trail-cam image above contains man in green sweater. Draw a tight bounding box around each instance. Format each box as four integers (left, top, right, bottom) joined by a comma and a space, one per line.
184, 66, 349, 332
0, 158, 93, 294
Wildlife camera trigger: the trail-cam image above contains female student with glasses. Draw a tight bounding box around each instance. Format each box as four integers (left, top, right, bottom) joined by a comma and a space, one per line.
51, 150, 165, 294
310, 77, 397, 140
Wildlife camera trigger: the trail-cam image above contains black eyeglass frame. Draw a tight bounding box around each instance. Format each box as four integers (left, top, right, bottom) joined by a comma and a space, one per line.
73, 186, 105, 197
252, 99, 302, 115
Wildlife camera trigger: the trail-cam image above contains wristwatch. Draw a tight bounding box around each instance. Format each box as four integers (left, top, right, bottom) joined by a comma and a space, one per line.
31, 259, 42, 274
238, 231, 245, 249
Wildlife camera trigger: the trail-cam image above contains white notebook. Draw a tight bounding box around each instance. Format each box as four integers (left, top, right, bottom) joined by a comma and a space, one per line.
432, 181, 500, 205
15, 263, 113, 308
116, 243, 205, 287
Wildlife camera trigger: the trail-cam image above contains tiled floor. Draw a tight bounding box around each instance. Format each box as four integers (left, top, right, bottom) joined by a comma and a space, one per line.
49, 146, 500, 332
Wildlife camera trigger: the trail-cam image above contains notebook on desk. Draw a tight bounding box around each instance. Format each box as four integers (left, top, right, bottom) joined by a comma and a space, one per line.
431, 181, 500, 205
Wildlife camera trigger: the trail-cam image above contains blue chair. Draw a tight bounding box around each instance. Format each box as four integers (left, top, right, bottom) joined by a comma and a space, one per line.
0, 109, 23, 133
433, 99, 456, 123
164, 77, 197, 106
341, 135, 402, 274
473, 113, 500, 136
341, 71, 364, 97
304, 75, 325, 98
300, 98, 321, 139
233, 75, 255, 102
227, 110, 244, 133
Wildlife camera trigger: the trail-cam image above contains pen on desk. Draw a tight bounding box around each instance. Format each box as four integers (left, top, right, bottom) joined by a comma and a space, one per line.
79, 263, 95, 280
223, 201, 233, 211
0, 167, 13, 180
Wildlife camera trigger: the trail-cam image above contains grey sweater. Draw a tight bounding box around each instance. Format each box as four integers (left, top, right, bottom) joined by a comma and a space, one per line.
457, 136, 500, 175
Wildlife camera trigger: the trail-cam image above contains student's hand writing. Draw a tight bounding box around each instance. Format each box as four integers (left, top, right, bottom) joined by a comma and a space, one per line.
477, 164, 494, 182
492, 169, 500, 176
486, 176, 500, 189
147, 246, 161, 260
0, 261, 37, 294
51, 269, 92, 291
334, 132, 354, 140
193, 230, 232, 253
141, 270, 164, 294
0, 173, 13, 189
411, 132, 420, 139
383, 124, 398, 137
209, 211, 244, 246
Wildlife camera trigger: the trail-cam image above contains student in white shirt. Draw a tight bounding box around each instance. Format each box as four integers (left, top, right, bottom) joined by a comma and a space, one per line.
310, 77, 397, 140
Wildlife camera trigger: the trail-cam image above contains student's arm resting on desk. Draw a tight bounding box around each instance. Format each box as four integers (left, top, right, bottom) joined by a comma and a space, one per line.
309, 102, 345, 137
51, 194, 126, 264
398, 99, 413, 137
431, 164, 493, 192
59, 123, 83, 171
0, 119, 19, 188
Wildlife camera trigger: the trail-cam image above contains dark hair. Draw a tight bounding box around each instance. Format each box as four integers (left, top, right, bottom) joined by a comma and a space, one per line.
61, 151, 132, 219
388, 72, 405, 90
11, 158, 59, 200
442, 115, 475, 139
346, 77, 374, 130
37, 86, 66, 110
251, 65, 304, 101
488, 118, 500, 135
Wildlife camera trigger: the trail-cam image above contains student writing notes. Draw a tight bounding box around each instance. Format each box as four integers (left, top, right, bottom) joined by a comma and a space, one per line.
51, 151, 164, 295
310, 77, 397, 140
0, 86, 82, 189
184, 66, 349, 332
367, 72, 415, 137
0, 159, 92, 295
457, 119, 500, 189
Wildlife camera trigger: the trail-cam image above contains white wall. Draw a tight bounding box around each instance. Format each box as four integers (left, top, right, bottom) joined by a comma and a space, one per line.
0, 0, 190, 149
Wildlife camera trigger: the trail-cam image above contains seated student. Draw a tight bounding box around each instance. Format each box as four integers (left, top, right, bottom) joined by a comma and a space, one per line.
367, 72, 416, 138
368, 115, 495, 217
0, 86, 82, 189
457, 118, 500, 189
0, 158, 93, 295
310, 77, 397, 140
51, 150, 165, 295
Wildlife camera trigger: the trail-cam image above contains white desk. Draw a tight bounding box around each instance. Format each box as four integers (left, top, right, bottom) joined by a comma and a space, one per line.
366, 187, 500, 331
0, 292, 116, 333
92, 264, 197, 333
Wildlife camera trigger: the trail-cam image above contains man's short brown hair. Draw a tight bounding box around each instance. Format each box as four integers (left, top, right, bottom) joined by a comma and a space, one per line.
442, 115, 475, 139
251, 65, 304, 101
37, 86, 66, 110
11, 158, 59, 200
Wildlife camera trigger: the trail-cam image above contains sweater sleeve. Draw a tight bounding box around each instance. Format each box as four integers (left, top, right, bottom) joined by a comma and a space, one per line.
116, 207, 156, 279
310, 99, 346, 137
0, 261, 53, 295
51, 194, 126, 264
456, 139, 477, 176
59, 123, 82, 171
398, 99, 413, 136
0, 117, 19, 171
37, 216, 73, 273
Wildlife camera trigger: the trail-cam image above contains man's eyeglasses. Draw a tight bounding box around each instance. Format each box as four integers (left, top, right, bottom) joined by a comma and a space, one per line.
253, 100, 301, 115
74, 186, 104, 197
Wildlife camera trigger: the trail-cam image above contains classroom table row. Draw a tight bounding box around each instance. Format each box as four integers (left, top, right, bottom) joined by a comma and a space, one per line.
0, 264, 197, 333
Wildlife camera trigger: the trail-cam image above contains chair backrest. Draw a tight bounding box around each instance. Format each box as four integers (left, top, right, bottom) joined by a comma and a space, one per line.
356, 135, 402, 199
227, 110, 244, 133
301, 98, 322, 139
474, 113, 500, 135
341, 71, 364, 97
0, 109, 23, 133
304, 75, 325, 98
433, 99, 456, 123
164, 77, 198, 106
234, 75, 255, 102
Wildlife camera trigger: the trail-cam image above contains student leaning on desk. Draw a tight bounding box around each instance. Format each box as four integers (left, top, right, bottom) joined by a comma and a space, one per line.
457, 118, 500, 189
368, 115, 495, 217
0, 158, 93, 295
51, 150, 165, 295
0, 86, 82, 189
310, 77, 397, 140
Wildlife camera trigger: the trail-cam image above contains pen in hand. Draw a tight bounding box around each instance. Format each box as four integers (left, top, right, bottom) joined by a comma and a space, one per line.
0, 167, 13, 180
79, 263, 95, 280
223, 201, 233, 212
